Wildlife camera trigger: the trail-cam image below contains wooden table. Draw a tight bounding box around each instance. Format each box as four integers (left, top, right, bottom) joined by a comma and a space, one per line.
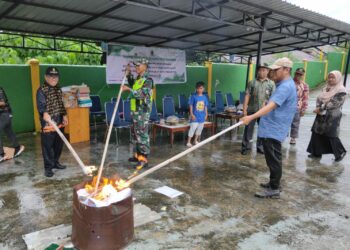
64, 107, 90, 143
152, 121, 215, 146
215, 112, 243, 136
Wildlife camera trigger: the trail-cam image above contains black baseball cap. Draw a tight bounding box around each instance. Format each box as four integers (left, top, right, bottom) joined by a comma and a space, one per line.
45, 67, 60, 76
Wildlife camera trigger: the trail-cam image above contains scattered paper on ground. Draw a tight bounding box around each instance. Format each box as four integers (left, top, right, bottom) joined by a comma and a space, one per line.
22, 203, 161, 250
154, 186, 184, 198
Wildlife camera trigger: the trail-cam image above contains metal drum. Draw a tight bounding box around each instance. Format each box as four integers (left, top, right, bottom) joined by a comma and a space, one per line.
71, 182, 134, 250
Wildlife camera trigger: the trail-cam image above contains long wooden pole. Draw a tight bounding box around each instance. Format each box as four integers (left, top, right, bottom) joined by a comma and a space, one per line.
50, 121, 92, 175
95, 75, 127, 192
126, 121, 243, 185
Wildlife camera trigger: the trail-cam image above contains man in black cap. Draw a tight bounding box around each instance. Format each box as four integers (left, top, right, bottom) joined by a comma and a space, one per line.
241, 63, 275, 155
0, 87, 24, 162
37, 67, 68, 177
121, 58, 153, 170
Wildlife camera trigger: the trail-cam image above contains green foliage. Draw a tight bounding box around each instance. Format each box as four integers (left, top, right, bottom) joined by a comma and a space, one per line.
0, 34, 102, 65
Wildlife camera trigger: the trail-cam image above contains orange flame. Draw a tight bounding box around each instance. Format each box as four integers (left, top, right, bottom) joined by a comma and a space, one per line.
84, 176, 129, 200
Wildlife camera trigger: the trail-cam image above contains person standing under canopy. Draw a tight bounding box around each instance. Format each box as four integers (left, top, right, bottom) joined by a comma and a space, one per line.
307, 70, 347, 162
121, 58, 153, 171
241, 63, 275, 155
241, 58, 297, 199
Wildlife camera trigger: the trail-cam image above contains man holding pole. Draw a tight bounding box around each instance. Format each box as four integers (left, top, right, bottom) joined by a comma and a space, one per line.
241, 58, 297, 199
121, 58, 153, 171
37, 67, 68, 177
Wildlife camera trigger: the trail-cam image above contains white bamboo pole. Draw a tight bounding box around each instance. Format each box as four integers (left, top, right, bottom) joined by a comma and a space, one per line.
126, 121, 243, 185
50, 121, 93, 175
95, 75, 127, 192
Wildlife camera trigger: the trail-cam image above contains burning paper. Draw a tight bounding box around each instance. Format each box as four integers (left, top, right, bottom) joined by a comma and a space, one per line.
77, 176, 131, 207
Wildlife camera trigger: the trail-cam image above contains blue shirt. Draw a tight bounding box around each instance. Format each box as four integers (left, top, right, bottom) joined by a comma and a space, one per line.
189, 94, 208, 123
258, 77, 297, 142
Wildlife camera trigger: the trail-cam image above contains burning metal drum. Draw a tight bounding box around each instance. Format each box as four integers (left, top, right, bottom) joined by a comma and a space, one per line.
71, 182, 134, 250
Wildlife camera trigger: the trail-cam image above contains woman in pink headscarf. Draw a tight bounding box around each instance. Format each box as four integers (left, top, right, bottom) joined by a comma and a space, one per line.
307, 70, 347, 162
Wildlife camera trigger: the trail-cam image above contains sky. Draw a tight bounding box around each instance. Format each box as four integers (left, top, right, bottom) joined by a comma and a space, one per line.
286, 0, 350, 24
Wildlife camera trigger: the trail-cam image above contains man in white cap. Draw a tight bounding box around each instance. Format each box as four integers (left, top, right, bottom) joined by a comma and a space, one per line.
241, 57, 297, 199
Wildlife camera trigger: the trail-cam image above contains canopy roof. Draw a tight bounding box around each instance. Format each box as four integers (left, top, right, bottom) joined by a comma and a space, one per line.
0, 0, 349, 56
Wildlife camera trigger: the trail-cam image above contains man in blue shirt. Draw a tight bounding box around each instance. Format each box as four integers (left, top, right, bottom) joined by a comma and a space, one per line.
241, 58, 297, 199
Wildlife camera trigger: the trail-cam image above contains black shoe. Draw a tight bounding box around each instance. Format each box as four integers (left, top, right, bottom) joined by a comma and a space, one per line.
308, 154, 322, 159
53, 163, 66, 169
45, 170, 54, 177
255, 188, 280, 199
335, 152, 346, 162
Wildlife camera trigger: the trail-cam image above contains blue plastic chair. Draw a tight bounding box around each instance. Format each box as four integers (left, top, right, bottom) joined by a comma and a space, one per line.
214, 92, 225, 113
105, 102, 131, 145
111, 97, 124, 117
123, 99, 132, 123
178, 94, 189, 115
162, 96, 176, 118
150, 101, 160, 123
226, 93, 234, 106
90, 95, 105, 128
239, 91, 246, 104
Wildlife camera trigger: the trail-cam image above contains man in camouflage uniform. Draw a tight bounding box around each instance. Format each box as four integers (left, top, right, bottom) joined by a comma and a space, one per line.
241, 63, 275, 155
121, 58, 153, 170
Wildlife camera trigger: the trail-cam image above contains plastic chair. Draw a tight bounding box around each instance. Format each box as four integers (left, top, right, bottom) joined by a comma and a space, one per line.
150, 101, 160, 123
178, 94, 189, 116
111, 97, 124, 118
90, 95, 105, 129
162, 96, 176, 118
105, 102, 131, 146
123, 99, 132, 122
226, 93, 234, 106
214, 92, 225, 113
239, 91, 246, 104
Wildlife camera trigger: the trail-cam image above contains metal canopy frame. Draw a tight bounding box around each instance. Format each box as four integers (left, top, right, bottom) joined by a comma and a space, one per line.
0, 0, 349, 59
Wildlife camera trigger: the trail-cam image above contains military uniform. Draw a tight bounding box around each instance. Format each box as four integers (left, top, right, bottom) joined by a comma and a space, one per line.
127, 65, 153, 167
36, 67, 67, 177
242, 75, 275, 154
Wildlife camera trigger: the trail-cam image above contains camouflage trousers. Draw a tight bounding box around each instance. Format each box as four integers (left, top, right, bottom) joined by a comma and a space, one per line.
131, 111, 150, 156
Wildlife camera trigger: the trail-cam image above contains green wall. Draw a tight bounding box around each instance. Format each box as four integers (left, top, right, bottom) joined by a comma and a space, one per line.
327, 52, 343, 73
211, 63, 248, 100
0, 55, 344, 133
0, 65, 34, 133
305, 61, 325, 88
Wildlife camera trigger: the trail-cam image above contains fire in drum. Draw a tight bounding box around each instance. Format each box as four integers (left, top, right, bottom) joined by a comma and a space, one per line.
71, 177, 134, 250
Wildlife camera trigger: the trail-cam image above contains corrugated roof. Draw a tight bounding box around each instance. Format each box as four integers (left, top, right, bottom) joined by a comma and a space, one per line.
0, 0, 349, 56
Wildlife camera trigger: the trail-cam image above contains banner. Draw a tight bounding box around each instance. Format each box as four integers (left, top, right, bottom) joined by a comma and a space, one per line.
106, 44, 186, 84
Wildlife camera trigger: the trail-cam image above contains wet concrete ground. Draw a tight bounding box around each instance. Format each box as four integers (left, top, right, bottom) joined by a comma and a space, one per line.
1, 80, 350, 249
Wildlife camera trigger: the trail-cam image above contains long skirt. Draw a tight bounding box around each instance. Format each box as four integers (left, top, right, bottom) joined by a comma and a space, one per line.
307, 132, 346, 158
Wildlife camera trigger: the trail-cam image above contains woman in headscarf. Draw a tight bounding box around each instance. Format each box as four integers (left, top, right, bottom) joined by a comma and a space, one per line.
307, 70, 347, 162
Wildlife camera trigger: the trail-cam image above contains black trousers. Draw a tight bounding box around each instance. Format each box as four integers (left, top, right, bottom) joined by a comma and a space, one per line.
41, 129, 64, 171
262, 138, 282, 190
0, 112, 19, 155
242, 112, 263, 151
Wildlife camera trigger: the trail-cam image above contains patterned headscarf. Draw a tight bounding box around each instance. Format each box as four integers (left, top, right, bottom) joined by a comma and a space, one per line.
318, 70, 346, 104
